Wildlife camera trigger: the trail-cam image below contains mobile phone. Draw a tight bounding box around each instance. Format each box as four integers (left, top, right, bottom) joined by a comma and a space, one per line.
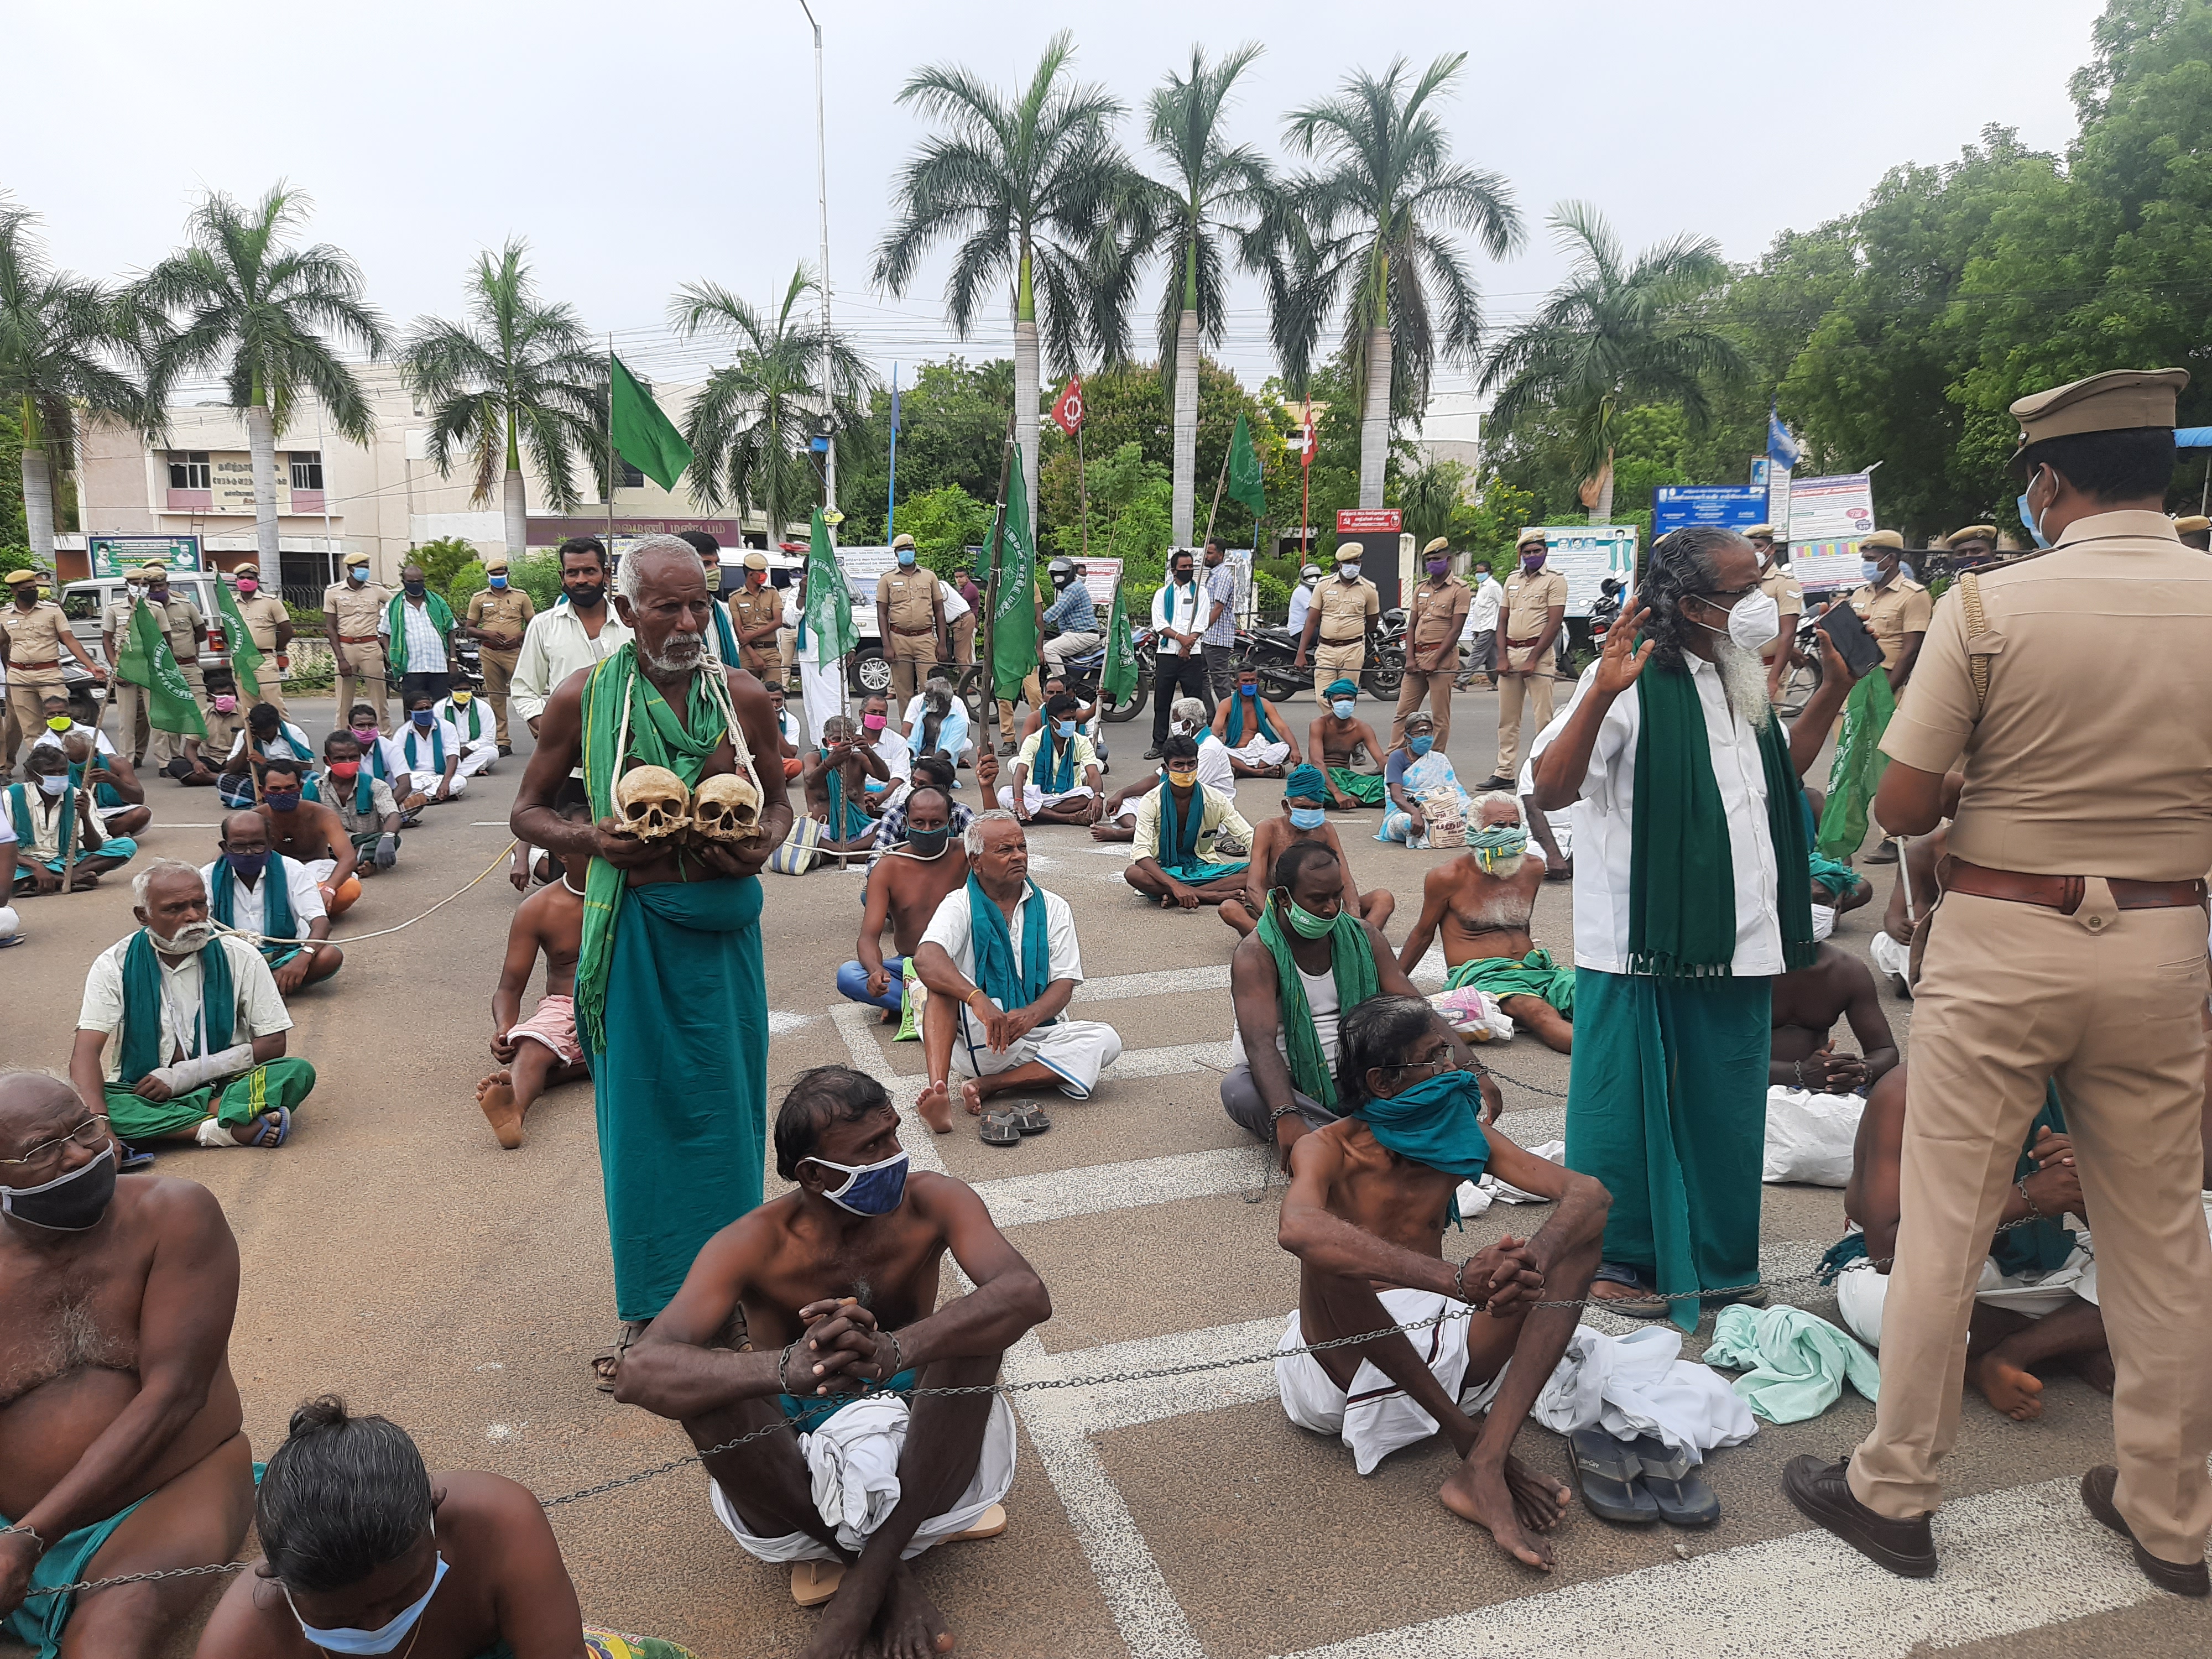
1814, 599, 1885, 681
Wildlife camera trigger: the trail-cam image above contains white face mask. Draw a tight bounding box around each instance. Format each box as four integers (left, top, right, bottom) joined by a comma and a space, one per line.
1337, 564, 1360, 581
284, 1548, 448, 1655
1698, 589, 1781, 653
36, 774, 69, 797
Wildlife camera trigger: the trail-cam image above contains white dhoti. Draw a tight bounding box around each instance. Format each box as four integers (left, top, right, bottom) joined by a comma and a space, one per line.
1227, 737, 1290, 770
997, 781, 1095, 815
1868, 928, 1911, 984
799, 657, 844, 746
951, 1010, 1121, 1099
707, 1391, 1017, 1564
455, 739, 498, 780
1275, 1287, 1507, 1475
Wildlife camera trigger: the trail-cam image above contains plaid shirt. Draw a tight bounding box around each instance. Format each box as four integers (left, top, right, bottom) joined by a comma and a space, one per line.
1043, 582, 1097, 634
1201, 563, 1237, 646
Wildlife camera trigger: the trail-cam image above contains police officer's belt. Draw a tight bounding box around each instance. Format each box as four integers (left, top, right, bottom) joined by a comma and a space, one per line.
1944, 859, 2208, 914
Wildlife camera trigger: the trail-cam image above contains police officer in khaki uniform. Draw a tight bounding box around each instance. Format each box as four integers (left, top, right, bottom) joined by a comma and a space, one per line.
2173, 513, 2210, 552
1745, 524, 1806, 697
1942, 523, 2001, 570
1294, 542, 1381, 702
727, 550, 784, 679
1389, 536, 1471, 750
323, 551, 390, 726
1845, 529, 1933, 693
462, 554, 534, 753
1487, 529, 1568, 786
229, 562, 296, 718
139, 563, 211, 772
101, 570, 153, 763
875, 533, 945, 705
4, 569, 106, 773
1787, 368, 2212, 1597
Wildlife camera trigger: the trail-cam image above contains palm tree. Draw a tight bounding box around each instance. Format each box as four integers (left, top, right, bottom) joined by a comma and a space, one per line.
399, 238, 604, 558
1479, 202, 1744, 521
0, 197, 143, 566
1142, 43, 1275, 547
1274, 55, 1522, 509
671, 264, 875, 544
873, 30, 1140, 519
138, 185, 388, 570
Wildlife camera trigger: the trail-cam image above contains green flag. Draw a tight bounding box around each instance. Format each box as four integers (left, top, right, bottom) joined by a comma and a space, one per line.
991, 444, 1039, 703
212, 575, 264, 701
115, 598, 206, 738
1100, 579, 1138, 707
1227, 411, 1266, 519
802, 509, 855, 667
609, 353, 694, 491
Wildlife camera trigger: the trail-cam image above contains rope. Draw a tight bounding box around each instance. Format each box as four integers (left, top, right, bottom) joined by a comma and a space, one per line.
208, 840, 518, 950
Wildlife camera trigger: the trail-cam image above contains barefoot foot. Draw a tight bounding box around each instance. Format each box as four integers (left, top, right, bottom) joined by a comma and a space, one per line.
2068, 1348, 2117, 1395
1503, 1453, 1573, 1533
1970, 1352, 2046, 1421
1441, 1460, 1557, 1570
476, 1071, 524, 1149
801, 1563, 890, 1659
960, 1079, 985, 1117
874, 1561, 955, 1659
916, 1079, 954, 1135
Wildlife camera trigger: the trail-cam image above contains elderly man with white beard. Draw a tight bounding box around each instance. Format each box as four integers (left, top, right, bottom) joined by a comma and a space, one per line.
1531, 525, 1856, 1328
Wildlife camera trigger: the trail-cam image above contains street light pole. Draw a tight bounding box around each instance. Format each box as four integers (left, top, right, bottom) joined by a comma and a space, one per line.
799, 0, 836, 542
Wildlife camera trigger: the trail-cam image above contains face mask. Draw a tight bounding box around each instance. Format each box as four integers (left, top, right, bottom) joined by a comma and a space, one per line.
226, 850, 268, 881
1166, 768, 1199, 789
347, 569, 368, 585
1469, 824, 1530, 875
2017, 492, 2051, 550
488, 574, 508, 588
1301, 576, 1317, 589
329, 761, 361, 781
1331, 698, 1355, 720
411, 710, 436, 729
212, 696, 238, 714
1288, 805, 1327, 830
1239, 685, 1258, 698
906, 824, 951, 856
36, 774, 69, 797
285, 1549, 449, 1656
1337, 564, 1360, 581
1051, 573, 1071, 588
147, 585, 169, 601
265, 790, 301, 812
1278, 894, 1338, 938
237, 578, 259, 594
1380, 1067, 1488, 1121
566, 582, 604, 607
148, 920, 216, 954
45, 715, 72, 732
896, 549, 916, 567
1861, 560, 1887, 584
1173, 568, 1194, 585
1408, 734, 1433, 757
809, 1148, 910, 1216
861, 712, 887, 733
1521, 554, 1546, 573
451, 691, 472, 706
1426, 559, 1450, 576
1719, 588, 1780, 652
402, 579, 426, 597
2, 1145, 117, 1232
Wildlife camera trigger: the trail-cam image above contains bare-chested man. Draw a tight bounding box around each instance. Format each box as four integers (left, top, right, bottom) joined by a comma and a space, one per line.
618, 1065, 1050, 1659
1211, 661, 1300, 778
804, 714, 891, 857
1396, 792, 1574, 1052
1307, 677, 1386, 810
837, 785, 970, 1021
252, 758, 361, 917
1771, 942, 1898, 1092
1218, 763, 1393, 937
0, 1071, 257, 1658
477, 804, 592, 1149
1276, 995, 1608, 1570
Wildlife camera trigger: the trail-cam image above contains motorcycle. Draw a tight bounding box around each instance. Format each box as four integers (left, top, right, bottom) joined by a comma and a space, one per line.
1235, 611, 1404, 700
1050, 627, 1152, 721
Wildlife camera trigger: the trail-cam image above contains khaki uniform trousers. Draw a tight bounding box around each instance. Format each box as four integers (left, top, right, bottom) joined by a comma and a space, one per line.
1310, 639, 1365, 702
953, 613, 977, 667
478, 648, 520, 745
1848, 889, 2212, 1563
7, 679, 60, 767
1492, 646, 1556, 778
333, 641, 388, 727
250, 679, 290, 719
888, 629, 941, 705
1389, 669, 1458, 753
776, 625, 798, 688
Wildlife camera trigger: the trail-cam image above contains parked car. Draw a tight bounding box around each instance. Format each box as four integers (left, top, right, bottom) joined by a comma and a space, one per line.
59, 572, 243, 721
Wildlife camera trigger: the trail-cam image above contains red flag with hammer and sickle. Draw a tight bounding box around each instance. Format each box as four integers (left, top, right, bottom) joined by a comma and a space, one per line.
1050, 377, 1085, 436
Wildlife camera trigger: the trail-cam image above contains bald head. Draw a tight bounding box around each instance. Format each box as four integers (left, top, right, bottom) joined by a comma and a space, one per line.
0, 1071, 92, 1166
221, 810, 264, 842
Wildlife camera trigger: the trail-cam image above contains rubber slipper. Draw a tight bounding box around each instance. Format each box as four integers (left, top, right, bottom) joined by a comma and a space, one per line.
1009, 1103, 1052, 1135
1590, 1264, 1671, 1321
980, 1108, 1022, 1147
0, 933, 27, 948
943, 1503, 1009, 1542
1568, 1427, 1657, 1526
117, 1142, 156, 1173
791, 1558, 844, 1606
1702, 1285, 1769, 1310
247, 1105, 291, 1148
1630, 1433, 1720, 1527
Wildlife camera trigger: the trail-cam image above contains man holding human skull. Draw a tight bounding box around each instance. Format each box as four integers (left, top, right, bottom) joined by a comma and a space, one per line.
512, 535, 794, 1388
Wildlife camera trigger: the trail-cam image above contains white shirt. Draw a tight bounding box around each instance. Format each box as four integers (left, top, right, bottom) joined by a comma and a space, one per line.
200, 853, 326, 942
1286, 583, 1316, 638
509, 601, 633, 726
32, 722, 114, 758
1529, 657, 1783, 976
434, 696, 495, 747
354, 732, 412, 788
920, 881, 1084, 1003
78, 932, 291, 1082
861, 727, 912, 787
222, 722, 316, 769
395, 595, 448, 673
1150, 579, 1215, 656
396, 718, 462, 781
1468, 576, 1504, 635
938, 583, 972, 624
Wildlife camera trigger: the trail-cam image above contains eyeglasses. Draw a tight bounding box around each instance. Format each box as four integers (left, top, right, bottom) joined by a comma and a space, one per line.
1383, 1056, 1455, 1082
1, 1115, 112, 1173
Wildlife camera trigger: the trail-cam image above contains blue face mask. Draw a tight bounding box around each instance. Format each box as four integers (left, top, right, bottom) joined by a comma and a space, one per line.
1860, 559, 1886, 583
1408, 734, 1433, 757
226, 849, 268, 881
411, 710, 436, 729
810, 1148, 910, 1216
1239, 685, 1258, 698
264, 791, 301, 813
1331, 698, 1355, 720
1054, 719, 1078, 738
488, 574, 508, 588
1288, 805, 1327, 830
285, 1548, 448, 1655
896, 549, 916, 567
2016, 492, 2051, 550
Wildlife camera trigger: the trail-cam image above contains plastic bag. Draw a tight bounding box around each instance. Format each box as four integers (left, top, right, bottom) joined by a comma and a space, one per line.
1428, 985, 1514, 1043
1762, 1087, 1865, 1187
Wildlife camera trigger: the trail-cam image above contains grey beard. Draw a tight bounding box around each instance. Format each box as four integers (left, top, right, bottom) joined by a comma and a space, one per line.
1712, 638, 1773, 731
641, 635, 705, 674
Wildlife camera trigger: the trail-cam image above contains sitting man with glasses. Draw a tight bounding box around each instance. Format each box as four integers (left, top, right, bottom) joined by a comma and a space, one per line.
0, 1068, 258, 1659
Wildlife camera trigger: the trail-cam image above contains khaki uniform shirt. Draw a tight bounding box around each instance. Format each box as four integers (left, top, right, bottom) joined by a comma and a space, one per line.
1501, 568, 1569, 645
148, 593, 206, 662
323, 580, 390, 640
1848, 576, 1932, 672
2, 601, 75, 684
878, 567, 942, 634
103, 594, 140, 652
1758, 565, 1805, 662
1312, 576, 1381, 644
465, 587, 535, 654
728, 583, 783, 644
1406, 577, 1472, 662
235, 594, 293, 656
1881, 510, 2212, 881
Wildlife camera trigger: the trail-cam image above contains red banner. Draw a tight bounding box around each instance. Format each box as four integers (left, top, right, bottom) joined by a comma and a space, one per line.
1335, 508, 1401, 534
1050, 377, 1085, 436
1300, 411, 1316, 469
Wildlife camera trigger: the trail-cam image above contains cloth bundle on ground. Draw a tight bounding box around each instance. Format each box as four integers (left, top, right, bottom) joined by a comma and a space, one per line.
1703, 1303, 1880, 1423
1443, 949, 1575, 1016
1528, 1324, 1758, 1464
1761, 1087, 1866, 1187
1427, 984, 1514, 1043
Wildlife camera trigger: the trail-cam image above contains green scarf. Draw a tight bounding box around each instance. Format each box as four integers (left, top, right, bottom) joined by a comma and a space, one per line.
384, 590, 455, 674
966, 872, 1050, 1014
400, 721, 447, 777
348, 765, 376, 817
7, 778, 80, 868
118, 930, 234, 1086
1355, 1071, 1493, 1227
447, 698, 484, 742
209, 853, 295, 943
1037, 724, 1077, 795
1225, 690, 1277, 747
1255, 895, 1379, 1109
575, 645, 732, 1052
1627, 658, 1816, 982
1160, 780, 1204, 868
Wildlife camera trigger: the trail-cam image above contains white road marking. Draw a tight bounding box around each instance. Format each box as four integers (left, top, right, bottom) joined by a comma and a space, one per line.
1074, 965, 1233, 1003
765, 1010, 811, 1036
972, 1147, 1266, 1230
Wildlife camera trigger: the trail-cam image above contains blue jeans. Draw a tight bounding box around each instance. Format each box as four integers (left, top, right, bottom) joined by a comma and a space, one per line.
836, 956, 906, 1012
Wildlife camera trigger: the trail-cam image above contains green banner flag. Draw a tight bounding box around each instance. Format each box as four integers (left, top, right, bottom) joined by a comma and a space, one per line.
609, 353, 695, 492
1227, 410, 1265, 519
1817, 667, 1896, 862
1100, 579, 1138, 707
802, 509, 855, 667
115, 598, 206, 738
212, 574, 264, 701
992, 444, 1039, 703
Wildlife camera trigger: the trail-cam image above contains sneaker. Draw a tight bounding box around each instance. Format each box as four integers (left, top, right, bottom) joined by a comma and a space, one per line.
1781, 1455, 1936, 1579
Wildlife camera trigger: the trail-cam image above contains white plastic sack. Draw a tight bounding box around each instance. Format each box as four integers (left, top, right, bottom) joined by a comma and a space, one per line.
1762, 1087, 1865, 1187
1428, 985, 1514, 1044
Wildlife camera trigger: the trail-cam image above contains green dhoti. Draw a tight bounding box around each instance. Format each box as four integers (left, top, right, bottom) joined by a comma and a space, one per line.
1444, 948, 1576, 1015
1564, 967, 1770, 1332
592, 876, 768, 1323
1326, 766, 1385, 805
104, 1057, 317, 1141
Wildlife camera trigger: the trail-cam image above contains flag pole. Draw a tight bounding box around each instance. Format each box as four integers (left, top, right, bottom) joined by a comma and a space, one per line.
604, 335, 617, 557
1201, 437, 1232, 549
982, 409, 1016, 755
886, 362, 900, 545
1076, 417, 1089, 559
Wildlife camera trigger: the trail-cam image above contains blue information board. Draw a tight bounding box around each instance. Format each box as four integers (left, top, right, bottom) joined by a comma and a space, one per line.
1652, 486, 1770, 535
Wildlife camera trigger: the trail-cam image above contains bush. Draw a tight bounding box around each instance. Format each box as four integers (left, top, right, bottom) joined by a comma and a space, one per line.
412, 536, 482, 603
505, 552, 564, 612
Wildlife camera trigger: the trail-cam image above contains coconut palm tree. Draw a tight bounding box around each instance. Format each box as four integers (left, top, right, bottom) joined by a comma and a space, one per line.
873, 30, 1141, 518
1479, 202, 1744, 521
138, 185, 388, 571
0, 196, 144, 566
1273, 55, 1522, 509
671, 264, 874, 544
399, 238, 604, 558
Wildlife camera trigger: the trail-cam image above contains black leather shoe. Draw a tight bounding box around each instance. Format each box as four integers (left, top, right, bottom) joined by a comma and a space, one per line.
1782, 1455, 1937, 1578
498, 743, 513, 757
2083, 1465, 2211, 1596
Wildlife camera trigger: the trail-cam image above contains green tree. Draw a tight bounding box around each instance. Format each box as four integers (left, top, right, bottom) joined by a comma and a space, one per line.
138, 184, 389, 571
895, 483, 994, 571
1395, 457, 1468, 552
839, 357, 1014, 545
399, 238, 604, 560
411, 535, 483, 604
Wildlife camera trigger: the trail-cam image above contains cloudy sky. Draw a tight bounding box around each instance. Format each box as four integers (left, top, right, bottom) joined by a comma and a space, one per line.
14, 1, 2104, 436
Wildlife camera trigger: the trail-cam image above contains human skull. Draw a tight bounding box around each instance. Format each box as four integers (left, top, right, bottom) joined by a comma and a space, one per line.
614, 764, 692, 839
692, 772, 762, 842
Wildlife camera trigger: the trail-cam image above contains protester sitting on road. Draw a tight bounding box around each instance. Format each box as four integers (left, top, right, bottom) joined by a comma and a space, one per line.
1223, 840, 1434, 1151
33, 692, 150, 834
394, 692, 465, 808
1308, 678, 1386, 808
478, 805, 592, 1150
914, 811, 1122, 1133
1219, 763, 1392, 937
1396, 791, 1573, 1052
856, 693, 913, 811
1771, 942, 1899, 1092
195, 1394, 700, 1659
432, 682, 501, 783
803, 715, 888, 857
0, 1071, 258, 1659
202, 810, 342, 997
1212, 661, 1299, 778
1001, 692, 1103, 824
838, 784, 972, 1024
1865, 769, 1961, 995
217, 701, 318, 808
69, 859, 314, 1149
615, 1065, 1047, 1657
345, 702, 419, 822
866, 754, 973, 871
1020, 672, 1108, 768
1123, 734, 1254, 909
9, 744, 138, 895
252, 758, 362, 917
1092, 698, 1232, 841
902, 674, 973, 769
195, 668, 246, 785
1378, 711, 1472, 849
320, 732, 403, 883
1276, 994, 1606, 1571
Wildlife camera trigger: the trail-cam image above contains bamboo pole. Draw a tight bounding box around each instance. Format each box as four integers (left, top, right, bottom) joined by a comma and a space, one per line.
1201, 436, 1232, 549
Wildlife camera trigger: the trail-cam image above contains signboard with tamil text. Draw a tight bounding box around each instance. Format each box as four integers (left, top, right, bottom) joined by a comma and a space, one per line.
1652, 486, 1769, 537
1525, 525, 1637, 619
1786, 472, 1877, 591
88, 534, 202, 577
1334, 508, 1401, 535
